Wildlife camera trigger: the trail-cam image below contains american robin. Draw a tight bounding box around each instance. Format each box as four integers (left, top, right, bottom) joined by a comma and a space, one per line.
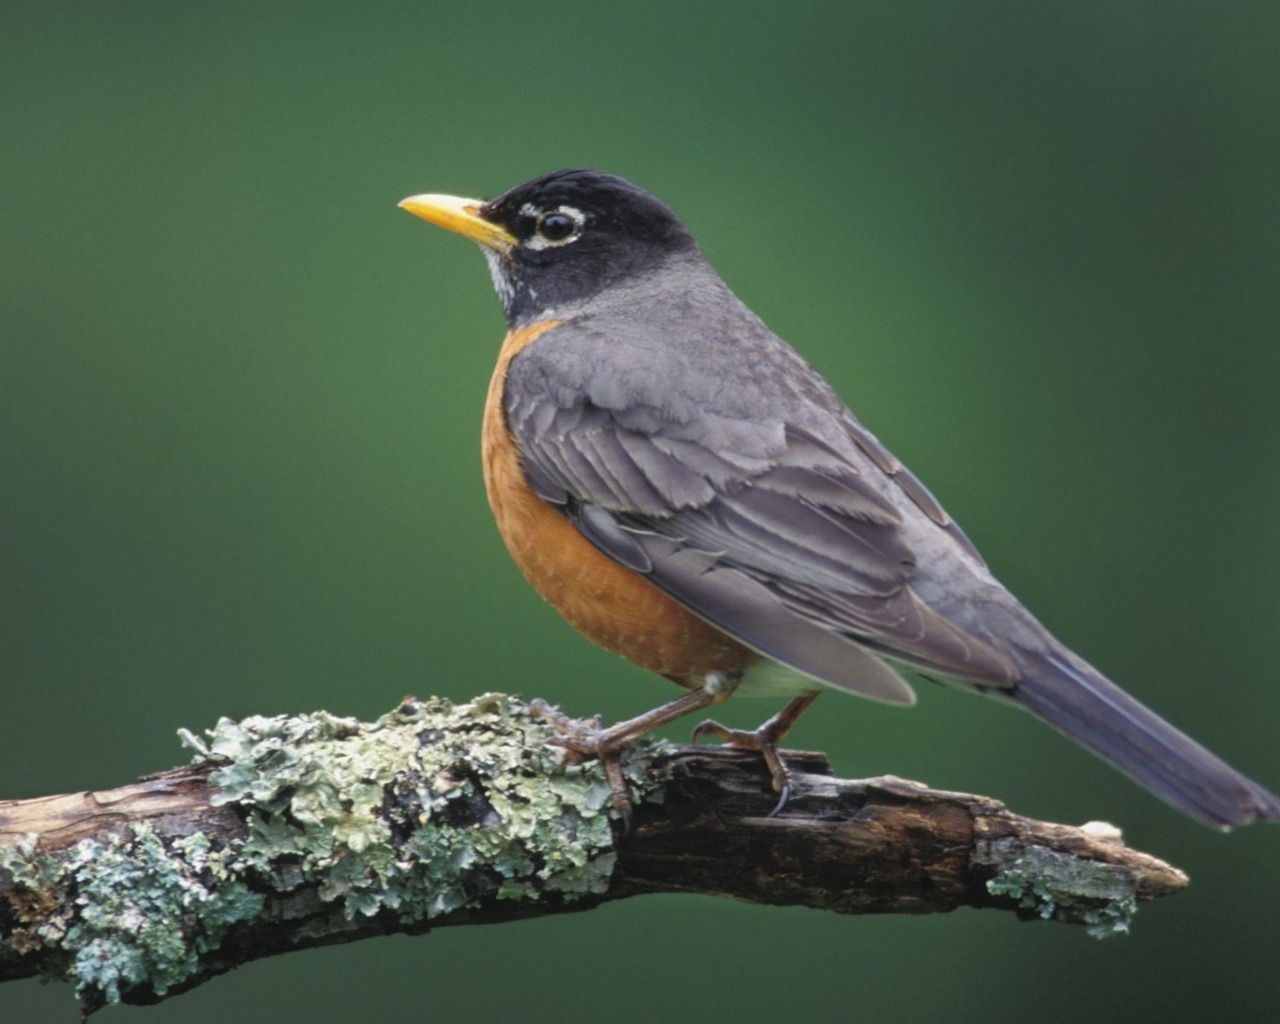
399, 169, 1280, 828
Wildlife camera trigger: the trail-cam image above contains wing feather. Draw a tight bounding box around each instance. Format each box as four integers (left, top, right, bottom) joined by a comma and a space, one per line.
504, 338, 1020, 697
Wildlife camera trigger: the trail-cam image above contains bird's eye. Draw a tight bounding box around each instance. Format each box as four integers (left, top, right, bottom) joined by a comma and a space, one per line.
533, 207, 585, 245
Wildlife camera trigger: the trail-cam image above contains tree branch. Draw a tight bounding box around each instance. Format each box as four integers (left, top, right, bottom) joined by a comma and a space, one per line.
0, 695, 1188, 1014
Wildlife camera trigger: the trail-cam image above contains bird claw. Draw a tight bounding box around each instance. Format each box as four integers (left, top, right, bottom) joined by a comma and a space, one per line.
529, 689, 821, 827
689, 691, 821, 816
528, 687, 740, 831
692, 716, 797, 814
529, 699, 635, 830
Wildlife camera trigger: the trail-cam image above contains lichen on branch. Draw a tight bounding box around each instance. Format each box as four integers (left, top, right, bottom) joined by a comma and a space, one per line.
2, 695, 657, 1010
1, 694, 1189, 1015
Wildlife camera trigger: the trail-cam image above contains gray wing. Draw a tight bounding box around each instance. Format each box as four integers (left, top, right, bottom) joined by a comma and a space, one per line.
504, 336, 1020, 702
500, 304, 1280, 827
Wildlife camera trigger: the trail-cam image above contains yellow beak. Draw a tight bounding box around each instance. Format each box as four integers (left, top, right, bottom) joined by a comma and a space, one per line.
398, 193, 516, 253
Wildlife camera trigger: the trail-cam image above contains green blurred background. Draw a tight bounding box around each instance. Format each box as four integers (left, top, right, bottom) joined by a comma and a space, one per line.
3, 2, 1278, 1020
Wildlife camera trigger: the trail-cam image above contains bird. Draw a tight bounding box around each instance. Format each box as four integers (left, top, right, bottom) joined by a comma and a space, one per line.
398, 169, 1280, 829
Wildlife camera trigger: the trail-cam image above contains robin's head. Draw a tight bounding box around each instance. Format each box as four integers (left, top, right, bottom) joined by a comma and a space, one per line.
400, 170, 698, 323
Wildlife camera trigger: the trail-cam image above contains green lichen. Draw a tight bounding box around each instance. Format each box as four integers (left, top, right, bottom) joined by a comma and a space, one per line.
0, 824, 263, 1003
3, 694, 660, 1007
190, 694, 660, 922
985, 839, 1138, 938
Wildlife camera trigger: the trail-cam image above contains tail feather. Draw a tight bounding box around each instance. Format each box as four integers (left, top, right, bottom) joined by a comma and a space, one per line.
1012, 651, 1280, 828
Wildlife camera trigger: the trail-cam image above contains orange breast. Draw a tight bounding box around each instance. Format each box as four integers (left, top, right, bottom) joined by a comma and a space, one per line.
481, 321, 757, 687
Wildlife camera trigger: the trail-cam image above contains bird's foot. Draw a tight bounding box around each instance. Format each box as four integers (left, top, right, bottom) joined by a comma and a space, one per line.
529, 686, 732, 831
691, 718, 797, 816
691, 690, 822, 816
529, 698, 635, 829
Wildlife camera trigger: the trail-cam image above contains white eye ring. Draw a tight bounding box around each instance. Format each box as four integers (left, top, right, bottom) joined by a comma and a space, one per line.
523, 204, 586, 249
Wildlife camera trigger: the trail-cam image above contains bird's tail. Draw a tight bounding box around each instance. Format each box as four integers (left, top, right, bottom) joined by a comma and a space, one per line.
1011, 649, 1280, 828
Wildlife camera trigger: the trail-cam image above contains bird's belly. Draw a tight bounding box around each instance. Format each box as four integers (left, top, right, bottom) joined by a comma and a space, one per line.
481, 322, 756, 686
483, 426, 757, 685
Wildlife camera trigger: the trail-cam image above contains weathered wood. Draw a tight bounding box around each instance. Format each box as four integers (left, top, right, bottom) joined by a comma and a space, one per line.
618, 747, 1185, 920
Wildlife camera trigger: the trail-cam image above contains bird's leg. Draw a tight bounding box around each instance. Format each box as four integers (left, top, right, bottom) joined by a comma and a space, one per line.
691, 689, 822, 815
530, 671, 740, 829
